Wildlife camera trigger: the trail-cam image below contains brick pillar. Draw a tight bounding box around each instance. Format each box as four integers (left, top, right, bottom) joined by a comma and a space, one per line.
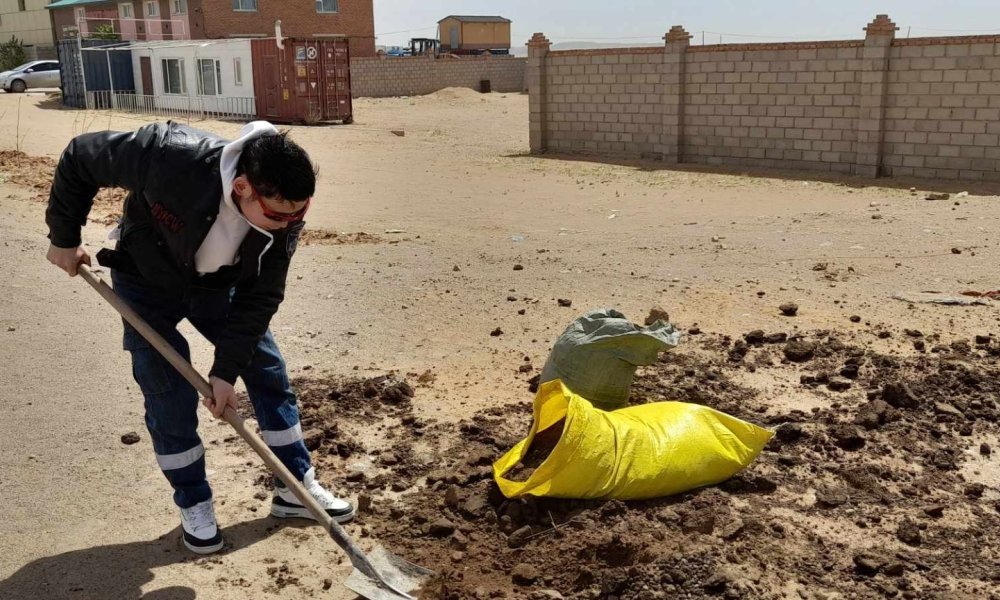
854, 14, 897, 177
659, 25, 691, 162
526, 33, 551, 153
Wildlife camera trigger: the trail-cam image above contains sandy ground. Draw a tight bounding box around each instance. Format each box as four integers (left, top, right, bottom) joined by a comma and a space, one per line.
1, 88, 999, 599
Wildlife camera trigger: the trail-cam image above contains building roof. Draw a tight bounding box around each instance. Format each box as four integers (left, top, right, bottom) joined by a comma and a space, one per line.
46, 0, 111, 9
438, 16, 512, 24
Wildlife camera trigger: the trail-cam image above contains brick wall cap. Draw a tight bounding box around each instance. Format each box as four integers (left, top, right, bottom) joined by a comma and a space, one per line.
527, 32, 551, 48
864, 14, 899, 36
665, 26, 693, 43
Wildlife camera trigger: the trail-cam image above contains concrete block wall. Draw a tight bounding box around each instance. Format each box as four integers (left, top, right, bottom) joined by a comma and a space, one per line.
683, 44, 862, 173
527, 15, 1000, 180
882, 37, 1000, 180
350, 55, 526, 98
544, 49, 666, 155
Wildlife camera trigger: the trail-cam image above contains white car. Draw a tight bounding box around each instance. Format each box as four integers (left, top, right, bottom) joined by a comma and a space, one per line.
0, 60, 61, 93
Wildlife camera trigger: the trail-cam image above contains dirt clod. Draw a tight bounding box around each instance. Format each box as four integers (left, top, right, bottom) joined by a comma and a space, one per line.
829, 423, 866, 451
779, 302, 799, 316
120, 432, 140, 445
853, 553, 885, 576
645, 306, 670, 326
896, 518, 921, 545
507, 525, 534, 548
783, 340, 816, 362
855, 399, 893, 430
882, 382, 920, 409
827, 377, 852, 391
816, 488, 849, 507
511, 563, 540, 585
429, 519, 456, 537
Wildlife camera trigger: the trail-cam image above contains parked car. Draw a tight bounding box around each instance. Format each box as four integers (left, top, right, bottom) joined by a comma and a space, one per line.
0, 60, 61, 93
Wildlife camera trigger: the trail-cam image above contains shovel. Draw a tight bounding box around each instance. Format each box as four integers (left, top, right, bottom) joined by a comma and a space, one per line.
79, 264, 432, 600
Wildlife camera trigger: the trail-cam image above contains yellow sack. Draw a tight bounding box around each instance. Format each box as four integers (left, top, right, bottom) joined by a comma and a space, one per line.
493, 380, 774, 500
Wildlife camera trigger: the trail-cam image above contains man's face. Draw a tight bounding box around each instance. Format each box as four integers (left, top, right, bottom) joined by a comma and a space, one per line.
233, 175, 309, 231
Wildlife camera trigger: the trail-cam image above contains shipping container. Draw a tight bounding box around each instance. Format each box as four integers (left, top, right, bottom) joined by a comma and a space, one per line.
250, 38, 352, 125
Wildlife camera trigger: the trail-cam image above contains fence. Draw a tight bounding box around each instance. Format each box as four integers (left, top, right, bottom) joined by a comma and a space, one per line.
527, 14, 1000, 181
86, 91, 256, 121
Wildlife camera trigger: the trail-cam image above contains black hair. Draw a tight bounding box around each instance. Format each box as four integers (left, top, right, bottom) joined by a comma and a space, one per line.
237, 131, 316, 202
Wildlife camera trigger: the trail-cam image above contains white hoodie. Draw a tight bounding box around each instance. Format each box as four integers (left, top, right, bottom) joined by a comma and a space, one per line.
194, 120, 278, 275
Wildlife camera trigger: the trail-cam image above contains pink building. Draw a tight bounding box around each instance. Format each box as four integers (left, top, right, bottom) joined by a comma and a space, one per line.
48, 0, 191, 42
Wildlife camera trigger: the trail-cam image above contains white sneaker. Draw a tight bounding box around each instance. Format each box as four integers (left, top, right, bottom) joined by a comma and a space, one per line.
270, 467, 356, 523
179, 499, 224, 554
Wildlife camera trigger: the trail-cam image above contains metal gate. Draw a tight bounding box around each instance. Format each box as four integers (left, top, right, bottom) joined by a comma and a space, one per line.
57, 38, 136, 108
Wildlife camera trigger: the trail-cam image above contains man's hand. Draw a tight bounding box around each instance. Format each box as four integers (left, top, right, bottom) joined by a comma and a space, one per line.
203, 376, 238, 419
46, 243, 91, 277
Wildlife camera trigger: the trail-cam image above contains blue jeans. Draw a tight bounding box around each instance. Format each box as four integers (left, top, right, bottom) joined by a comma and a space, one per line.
112, 270, 312, 509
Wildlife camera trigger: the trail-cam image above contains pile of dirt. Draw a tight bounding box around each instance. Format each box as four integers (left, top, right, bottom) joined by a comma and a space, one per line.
424, 87, 494, 102
0, 150, 126, 223
298, 229, 382, 246
274, 331, 1000, 599
0, 150, 56, 197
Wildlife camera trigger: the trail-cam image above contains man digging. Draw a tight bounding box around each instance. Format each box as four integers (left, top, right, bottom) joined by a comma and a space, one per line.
44, 121, 355, 554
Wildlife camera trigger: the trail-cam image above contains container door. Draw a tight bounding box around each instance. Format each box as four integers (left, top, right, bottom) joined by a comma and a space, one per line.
320, 39, 351, 121
292, 41, 322, 122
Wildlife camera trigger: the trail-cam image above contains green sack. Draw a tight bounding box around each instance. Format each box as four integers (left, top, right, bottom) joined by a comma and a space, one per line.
539, 308, 681, 411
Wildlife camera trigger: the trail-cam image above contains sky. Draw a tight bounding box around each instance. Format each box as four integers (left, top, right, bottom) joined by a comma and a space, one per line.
373, 0, 1000, 48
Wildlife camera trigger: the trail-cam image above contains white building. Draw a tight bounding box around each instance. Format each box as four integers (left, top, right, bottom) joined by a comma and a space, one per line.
124, 37, 255, 118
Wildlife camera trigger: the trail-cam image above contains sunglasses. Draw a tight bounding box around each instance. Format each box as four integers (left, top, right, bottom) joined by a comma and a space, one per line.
253, 189, 310, 223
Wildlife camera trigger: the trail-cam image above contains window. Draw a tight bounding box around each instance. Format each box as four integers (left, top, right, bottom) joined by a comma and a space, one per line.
316, 0, 338, 13
161, 58, 186, 94
197, 58, 222, 95
119, 3, 133, 19
172, 0, 187, 14
18, 0, 25, 12
145, 1, 159, 17
232, 0, 257, 11
233, 57, 243, 86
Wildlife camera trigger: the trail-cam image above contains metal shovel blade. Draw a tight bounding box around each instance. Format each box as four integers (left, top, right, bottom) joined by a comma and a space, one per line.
344, 545, 433, 600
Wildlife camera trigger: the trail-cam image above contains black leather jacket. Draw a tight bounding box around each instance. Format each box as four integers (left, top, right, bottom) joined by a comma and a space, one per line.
45, 121, 304, 384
